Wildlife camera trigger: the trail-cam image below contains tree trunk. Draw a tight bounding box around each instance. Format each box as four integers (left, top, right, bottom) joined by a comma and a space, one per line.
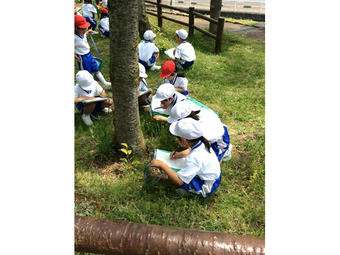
209, 0, 222, 34
75, 216, 265, 255
108, 0, 146, 155
138, 0, 152, 40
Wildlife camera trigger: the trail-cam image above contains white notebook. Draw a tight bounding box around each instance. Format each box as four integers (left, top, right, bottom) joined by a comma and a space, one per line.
164, 48, 176, 60
82, 97, 109, 104
154, 149, 186, 172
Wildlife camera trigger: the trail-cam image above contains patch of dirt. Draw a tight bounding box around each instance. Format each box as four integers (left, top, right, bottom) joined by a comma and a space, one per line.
158, 12, 265, 42
99, 162, 126, 180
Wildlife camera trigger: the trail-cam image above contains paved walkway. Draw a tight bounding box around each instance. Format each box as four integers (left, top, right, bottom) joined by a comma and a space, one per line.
156, 11, 265, 41
160, 0, 265, 14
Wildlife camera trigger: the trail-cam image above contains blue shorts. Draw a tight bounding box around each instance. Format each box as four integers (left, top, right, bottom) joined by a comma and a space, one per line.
139, 55, 156, 69
180, 90, 189, 96
85, 16, 97, 30
178, 173, 222, 198
98, 25, 109, 38
180, 60, 194, 68
76, 99, 104, 114
77, 52, 99, 74
211, 125, 230, 161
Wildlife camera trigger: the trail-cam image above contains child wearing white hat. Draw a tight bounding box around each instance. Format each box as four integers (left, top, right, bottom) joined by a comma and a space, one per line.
167, 100, 232, 162
164, 29, 196, 69
138, 63, 152, 106
151, 83, 187, 122
74, 15, 111, 89
74, 70, 113, 126
151, 118, 222, 198
138, 30, 161, 71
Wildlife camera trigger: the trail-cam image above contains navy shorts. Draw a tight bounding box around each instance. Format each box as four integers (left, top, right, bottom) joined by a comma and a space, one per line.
76, 100, 104, 114
178, 173, 222, 198
98, 25, 109, 38
78, 52, 99, 74
85, 16, 97, 30
211, 125, 230, 161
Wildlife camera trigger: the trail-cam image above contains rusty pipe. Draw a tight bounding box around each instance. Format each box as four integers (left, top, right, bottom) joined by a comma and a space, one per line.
75, 216, 265, 255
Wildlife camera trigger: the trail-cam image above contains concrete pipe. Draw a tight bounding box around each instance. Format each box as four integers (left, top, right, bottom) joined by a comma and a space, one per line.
75, 216, 265, 255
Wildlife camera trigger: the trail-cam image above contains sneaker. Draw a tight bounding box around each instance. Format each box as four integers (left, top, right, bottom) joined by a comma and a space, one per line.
102, 107, 112, 113
222, 144, 233, 162
150, 65, 161, 71
81, 114, 93, 126
104, 82, 111, 89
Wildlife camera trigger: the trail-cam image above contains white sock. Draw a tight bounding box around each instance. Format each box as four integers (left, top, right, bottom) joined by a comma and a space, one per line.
96, 72, 110, 86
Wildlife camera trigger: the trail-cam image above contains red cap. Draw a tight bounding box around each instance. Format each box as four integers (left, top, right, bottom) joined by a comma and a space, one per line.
160, 60, 176, 78
100, 8, 108, 14
74, 15, 90, 29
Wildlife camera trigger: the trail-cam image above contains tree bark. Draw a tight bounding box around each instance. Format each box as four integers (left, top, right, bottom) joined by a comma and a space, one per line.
209, 0, 222, 34
75, 216, 265, 255
138, 0, 152, 40
108, 0, 146, 155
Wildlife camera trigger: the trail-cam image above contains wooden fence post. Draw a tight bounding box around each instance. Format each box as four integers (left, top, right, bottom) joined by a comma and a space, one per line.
157, 0, 163, 28
188, 7, 195, 37
215, 17, 225, 54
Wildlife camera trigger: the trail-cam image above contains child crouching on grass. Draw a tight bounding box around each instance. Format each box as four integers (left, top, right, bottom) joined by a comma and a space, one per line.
167, 100, 232, 162
74, 70, 113, 126
98, 8, 109, 38
165, 29, 196, 70
151, 118, 221, 198
74, 15, 111, 89
137, 63, 152, 107
160, 60, 189, 96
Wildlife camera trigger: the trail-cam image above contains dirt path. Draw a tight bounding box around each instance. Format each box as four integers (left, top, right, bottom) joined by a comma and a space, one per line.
159, 12, 265, 42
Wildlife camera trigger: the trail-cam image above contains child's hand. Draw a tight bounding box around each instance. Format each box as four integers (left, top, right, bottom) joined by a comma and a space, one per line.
170, 151, 181, 159
87, 29, 93, 35
150, 159, 164, 168
75, 55, 81, 62
153, 115, 165, 121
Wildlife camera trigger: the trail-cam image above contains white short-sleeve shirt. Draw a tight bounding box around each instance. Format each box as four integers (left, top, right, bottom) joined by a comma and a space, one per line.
164, 75, 188, 91
74, 33, 90, 55
100, 17, 109, 32
74, 81, 104, 99
82, 3, 97, 18
138, 41, 159, 64
138, 79, 149, 92
177, 142, 221, 184
175, 41, 196, 62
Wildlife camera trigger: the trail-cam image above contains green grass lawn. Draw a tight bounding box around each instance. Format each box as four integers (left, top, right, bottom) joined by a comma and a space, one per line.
75, 15, 265, 238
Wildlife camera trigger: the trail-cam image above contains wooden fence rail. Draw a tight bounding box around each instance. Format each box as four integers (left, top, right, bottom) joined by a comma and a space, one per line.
145, 0, 225, 54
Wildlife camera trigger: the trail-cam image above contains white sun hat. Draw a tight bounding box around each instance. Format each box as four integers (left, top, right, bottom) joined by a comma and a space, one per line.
76, 70, 95, 88
168, 100, 192, 123
169, 118, 204, 140
138, 63, 148, 78
153, 83, 175, 101
143, 30, 156, 41
176, 29, 188, 40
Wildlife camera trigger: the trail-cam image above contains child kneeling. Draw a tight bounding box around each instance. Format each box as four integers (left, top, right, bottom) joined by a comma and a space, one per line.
151, 118, 221, 198
74, 70, 113, 126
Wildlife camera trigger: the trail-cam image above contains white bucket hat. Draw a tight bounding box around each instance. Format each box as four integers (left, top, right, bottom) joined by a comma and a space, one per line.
138, 63, 148, 78
76, 70, 95, 88
169, 118, 204, 140
176, 29, 188, 40
153, 83, 175, 101
143, 30, 156, 41
168, 100, 192, 123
